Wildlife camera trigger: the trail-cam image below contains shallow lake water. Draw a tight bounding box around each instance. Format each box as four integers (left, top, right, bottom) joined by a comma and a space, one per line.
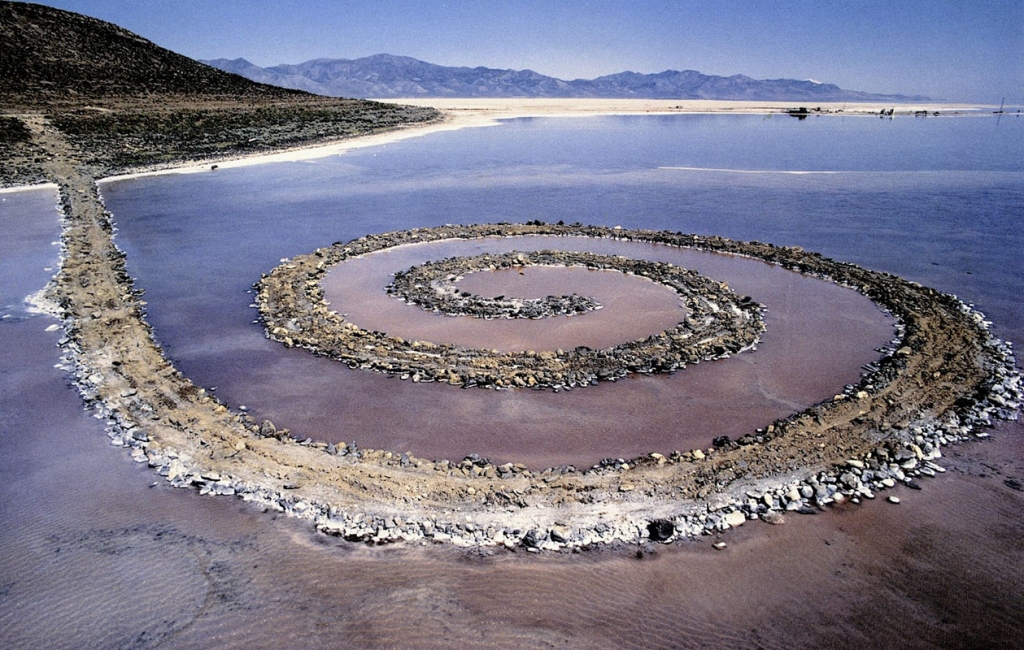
311, 233, 894, 467
322, 244, 690, 352
2, 114, 1023, 648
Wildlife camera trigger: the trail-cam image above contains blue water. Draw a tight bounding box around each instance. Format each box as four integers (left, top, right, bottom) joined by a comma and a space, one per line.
380, 113, 1024, 174
100, 113, 1024, 464
105, 113, 1024, 337
3, 112, 1024, 649
0, 188, 60, 318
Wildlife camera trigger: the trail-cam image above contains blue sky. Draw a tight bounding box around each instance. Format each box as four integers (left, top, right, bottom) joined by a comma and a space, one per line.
27, 0, 1024, 102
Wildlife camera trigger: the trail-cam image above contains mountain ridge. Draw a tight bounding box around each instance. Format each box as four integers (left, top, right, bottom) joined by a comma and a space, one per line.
204, 55, 928, 102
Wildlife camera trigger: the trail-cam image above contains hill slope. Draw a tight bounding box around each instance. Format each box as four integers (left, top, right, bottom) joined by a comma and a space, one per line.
0, 1, 305, 105
0, 2, 438, 185
204, 54, 926, 102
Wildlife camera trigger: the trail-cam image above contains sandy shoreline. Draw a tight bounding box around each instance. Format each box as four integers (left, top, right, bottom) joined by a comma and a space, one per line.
0, 181, 57, 194
383, 97, 998, 117
3, 98, 997, 191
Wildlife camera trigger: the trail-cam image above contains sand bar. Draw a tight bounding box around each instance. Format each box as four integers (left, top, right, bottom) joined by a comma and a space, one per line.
0, 181, 57, 194
383, 97, 997, 118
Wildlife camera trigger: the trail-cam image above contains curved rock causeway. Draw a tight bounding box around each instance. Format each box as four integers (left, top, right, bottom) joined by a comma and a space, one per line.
32, 117, 1023, 551
388, 251, 604, 319
260, 247, 764, 390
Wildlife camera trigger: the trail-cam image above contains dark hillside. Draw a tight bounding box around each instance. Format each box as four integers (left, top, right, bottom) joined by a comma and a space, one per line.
0, 2, 439, 185
49, 101, 434, 171
0, 1, 300, 105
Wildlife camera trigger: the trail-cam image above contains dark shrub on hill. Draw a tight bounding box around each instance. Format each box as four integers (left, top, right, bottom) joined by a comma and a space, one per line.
50, 102, 437, 172
0, 115, 32, 143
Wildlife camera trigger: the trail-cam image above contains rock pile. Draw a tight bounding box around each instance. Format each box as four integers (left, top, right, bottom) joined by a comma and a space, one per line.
230, 223, 1023, 547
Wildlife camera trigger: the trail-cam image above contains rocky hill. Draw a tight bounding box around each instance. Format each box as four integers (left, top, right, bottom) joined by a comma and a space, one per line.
0, 2, 438, 184
205, 53, 926, 102
0, 1, 306, 106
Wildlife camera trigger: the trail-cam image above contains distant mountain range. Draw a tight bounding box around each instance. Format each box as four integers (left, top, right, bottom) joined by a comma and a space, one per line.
203, 54, 927, 102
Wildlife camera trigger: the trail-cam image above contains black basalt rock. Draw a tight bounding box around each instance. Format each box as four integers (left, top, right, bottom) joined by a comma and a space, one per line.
647, 519, 675, 542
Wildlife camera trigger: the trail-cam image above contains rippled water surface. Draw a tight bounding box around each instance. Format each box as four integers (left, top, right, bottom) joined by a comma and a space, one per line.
3, 114, 1023, 648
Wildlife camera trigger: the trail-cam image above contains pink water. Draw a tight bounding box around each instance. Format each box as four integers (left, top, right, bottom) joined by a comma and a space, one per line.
257, 235, 898, 468
7, 113, 1022, 648
325, 256, 686, 351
